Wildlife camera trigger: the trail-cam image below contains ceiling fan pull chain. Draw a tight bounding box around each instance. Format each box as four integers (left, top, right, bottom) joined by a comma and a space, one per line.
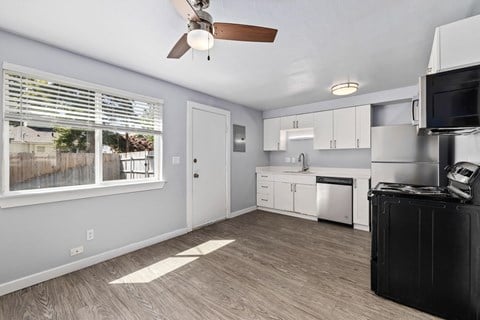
207, 35, 211, 61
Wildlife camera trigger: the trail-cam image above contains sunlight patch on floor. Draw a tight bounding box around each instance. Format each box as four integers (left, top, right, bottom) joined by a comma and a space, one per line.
109, 239, 235, 284
110, 257, 198, 284
176, 239, 235, 256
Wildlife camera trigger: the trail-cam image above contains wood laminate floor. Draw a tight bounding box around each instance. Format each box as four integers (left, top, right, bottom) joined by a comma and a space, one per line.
0, 210, 437, 320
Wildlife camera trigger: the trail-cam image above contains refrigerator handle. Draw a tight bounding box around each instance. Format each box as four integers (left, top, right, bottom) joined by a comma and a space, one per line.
411, 99, 419, 123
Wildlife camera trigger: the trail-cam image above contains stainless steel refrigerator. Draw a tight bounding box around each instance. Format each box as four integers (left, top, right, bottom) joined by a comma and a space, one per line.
371, 125, 439, 187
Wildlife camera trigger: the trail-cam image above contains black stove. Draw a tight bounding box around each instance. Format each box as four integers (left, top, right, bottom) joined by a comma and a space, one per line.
369, 161, 480, 320
371, 161, 480, 203
372, 182, 462, 201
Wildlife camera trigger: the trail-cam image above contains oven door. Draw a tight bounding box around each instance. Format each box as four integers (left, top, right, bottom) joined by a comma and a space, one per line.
421, 64, 480, 132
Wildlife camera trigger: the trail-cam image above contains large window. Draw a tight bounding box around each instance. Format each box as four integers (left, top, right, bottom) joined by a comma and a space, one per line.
3, 66, 163, 194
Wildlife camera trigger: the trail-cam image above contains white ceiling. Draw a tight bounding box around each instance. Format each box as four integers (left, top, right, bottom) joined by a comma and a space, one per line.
0, 1, 479, 110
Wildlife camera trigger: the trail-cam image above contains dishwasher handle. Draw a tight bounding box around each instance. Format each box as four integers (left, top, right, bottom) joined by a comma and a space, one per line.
316, 176, 353, 186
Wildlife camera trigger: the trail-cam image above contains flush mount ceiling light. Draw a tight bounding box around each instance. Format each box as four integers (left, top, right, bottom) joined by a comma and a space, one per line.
331, 82, 359, 96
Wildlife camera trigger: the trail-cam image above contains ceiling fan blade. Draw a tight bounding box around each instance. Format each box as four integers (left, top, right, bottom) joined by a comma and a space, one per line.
170, 0, 200, 22
213, 23, 278, 42
167, 34, 191, 59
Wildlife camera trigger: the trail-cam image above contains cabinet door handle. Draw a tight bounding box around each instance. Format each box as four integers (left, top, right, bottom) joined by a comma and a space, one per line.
261, 186, 268, 188
261, 198, 268, 202
292, 120, 295, 128
296, 120, 299, 128
290, 184, 293, 192
330, 140, 332, 149
294, 184, 296, 192
334, 140, 337, 148
357, 138, 360, 148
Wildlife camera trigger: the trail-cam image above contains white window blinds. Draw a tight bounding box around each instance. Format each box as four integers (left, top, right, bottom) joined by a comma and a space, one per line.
3, 70, 163, 134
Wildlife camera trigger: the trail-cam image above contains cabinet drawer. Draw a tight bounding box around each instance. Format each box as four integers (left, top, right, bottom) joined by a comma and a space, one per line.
257, 173, 273, 181
257, 181, 273, 194
257, 193, 273, 208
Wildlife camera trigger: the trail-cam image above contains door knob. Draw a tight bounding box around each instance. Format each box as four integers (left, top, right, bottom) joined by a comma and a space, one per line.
193, 173, 199, 178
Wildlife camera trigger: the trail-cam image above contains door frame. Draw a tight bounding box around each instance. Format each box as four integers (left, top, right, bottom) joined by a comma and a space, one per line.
186, 101, 231, 231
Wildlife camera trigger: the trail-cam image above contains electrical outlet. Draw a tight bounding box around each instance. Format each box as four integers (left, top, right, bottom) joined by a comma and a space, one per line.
292, 157, 297, 163
172, 156, 180, 165
285, 157, 291, 163
70, 246, 84, 256
86, 229, 94, 241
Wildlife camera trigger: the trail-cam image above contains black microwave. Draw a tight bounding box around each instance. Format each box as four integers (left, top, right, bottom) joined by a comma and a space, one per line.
418, 64, 480, 135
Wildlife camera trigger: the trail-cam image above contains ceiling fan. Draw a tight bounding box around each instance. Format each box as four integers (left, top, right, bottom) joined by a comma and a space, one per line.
167, 0, 278, 59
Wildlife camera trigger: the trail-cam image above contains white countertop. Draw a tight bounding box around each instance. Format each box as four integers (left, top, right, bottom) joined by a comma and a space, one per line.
256, 166, 371, 179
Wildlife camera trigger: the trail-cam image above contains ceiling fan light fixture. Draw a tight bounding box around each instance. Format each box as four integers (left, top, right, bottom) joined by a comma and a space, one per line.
187, 19, 214, 51
331, 82, 359, 96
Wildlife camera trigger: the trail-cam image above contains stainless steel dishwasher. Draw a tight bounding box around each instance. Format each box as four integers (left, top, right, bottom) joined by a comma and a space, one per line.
316, 176, 353, 225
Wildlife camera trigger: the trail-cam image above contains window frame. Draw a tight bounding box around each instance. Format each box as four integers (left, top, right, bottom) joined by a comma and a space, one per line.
1, 63, 165, 208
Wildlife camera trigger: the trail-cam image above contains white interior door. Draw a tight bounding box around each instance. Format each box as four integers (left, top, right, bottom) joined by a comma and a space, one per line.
192, 107, 228, 228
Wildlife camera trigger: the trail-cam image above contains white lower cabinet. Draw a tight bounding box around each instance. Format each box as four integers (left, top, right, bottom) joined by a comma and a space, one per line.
273, 181, 317, 216
257, 175, 274, 208
273, 182, 294, 211
353, 178, 370, 231
257, 193, 273, 208
294, 184, 317, 216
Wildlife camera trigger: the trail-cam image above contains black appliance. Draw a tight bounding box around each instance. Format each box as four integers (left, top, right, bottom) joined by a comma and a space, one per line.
418, 64, 480, 135
370, 162, 480, 320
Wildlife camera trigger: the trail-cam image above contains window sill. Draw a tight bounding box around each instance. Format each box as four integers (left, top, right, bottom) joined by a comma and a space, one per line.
0, 180, 167, 208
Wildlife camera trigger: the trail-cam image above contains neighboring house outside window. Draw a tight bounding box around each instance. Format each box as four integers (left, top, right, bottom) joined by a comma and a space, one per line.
1, 64, 164, 204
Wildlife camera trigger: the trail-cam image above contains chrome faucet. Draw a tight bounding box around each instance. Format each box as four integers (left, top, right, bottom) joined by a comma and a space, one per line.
298, 153, 309, 172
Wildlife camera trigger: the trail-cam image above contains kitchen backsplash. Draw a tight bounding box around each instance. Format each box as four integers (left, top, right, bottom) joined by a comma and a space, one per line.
268, 138, 371, 168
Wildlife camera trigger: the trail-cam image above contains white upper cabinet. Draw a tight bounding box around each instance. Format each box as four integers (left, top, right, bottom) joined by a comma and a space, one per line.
264, 118, 285, 151
313, 111, 334, 150
280, 114, 314, 130
355, 105, 371, 149
314, 106, 370, 150
280, 115, 297, 130
427, 28, 440, 74
333, 107, 356, 149
266, 106, 370, 151
296, 113, 314, 129
428, 15, 480, 74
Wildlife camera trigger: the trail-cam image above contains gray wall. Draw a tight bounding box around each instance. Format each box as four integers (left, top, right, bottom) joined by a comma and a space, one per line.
0, 30, 268, 285
263, 86, 418, 119
268, 139, 371, 168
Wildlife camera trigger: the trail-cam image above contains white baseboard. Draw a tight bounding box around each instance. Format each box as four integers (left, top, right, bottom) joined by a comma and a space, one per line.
354, 224, 370, 232
0, 227, 189, 297
228, 206, 256, 219
258, 207, 318, 221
